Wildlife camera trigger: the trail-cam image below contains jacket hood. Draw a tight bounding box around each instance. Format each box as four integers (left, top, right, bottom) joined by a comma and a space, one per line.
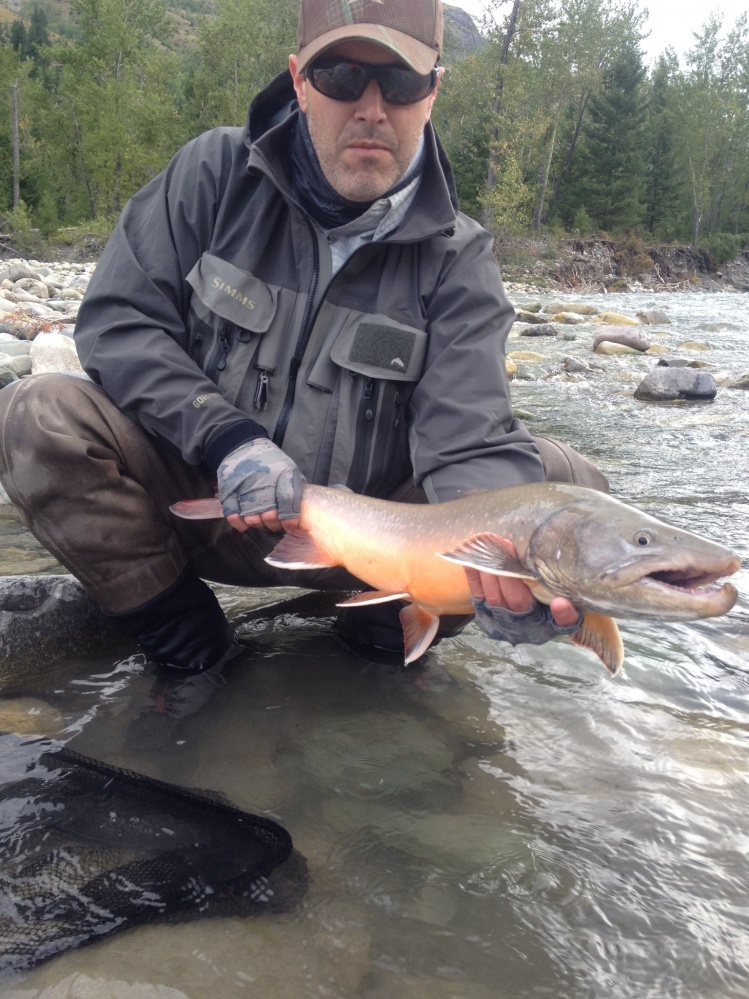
243, 71, 459, 241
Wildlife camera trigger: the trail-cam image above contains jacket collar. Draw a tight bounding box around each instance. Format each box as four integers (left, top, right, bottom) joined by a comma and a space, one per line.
244, 72, 458, 243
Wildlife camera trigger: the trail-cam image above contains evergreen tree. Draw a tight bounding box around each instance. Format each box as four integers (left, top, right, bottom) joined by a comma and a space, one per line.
575, 42, 648, 232
644, 50, 684, 239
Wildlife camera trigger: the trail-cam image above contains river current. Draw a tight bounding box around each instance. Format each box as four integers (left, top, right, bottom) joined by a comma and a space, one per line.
0, 290, 747, 998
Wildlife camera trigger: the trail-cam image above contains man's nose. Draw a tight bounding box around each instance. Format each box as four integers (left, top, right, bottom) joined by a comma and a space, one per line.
353, 80, 388, 121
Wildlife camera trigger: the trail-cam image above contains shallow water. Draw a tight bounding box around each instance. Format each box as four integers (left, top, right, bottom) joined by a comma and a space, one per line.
1, 291, 748, 998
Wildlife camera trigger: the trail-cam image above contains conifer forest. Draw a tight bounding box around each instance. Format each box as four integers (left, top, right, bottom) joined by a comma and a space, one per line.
2, 0, 749, 264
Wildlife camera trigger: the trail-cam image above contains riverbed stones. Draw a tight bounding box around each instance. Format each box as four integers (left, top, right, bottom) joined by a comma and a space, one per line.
507, 350, 545, 362
551, 311, 586, 324
634, 367, 718, 401
515, 309, 550, 324
595, 340, 644, 355
517, 323, 558, 337
30, 331, 86, 375
727, 371, 749, 389
595, 311, 640, 325
680, 340, 712, 351
636, 308, 672, 324
542, 301, 598, 315
592, 327, 652, 351
0, 574, 117, 669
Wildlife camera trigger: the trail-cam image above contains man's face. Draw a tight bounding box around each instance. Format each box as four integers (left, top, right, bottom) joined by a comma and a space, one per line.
289, 40, 441, 202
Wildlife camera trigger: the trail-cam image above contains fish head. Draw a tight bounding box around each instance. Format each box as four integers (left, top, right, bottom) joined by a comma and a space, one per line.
527, 495, 741, 621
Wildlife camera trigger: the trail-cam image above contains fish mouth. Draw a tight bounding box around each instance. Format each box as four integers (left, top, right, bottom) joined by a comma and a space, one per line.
608, 554, 741, 618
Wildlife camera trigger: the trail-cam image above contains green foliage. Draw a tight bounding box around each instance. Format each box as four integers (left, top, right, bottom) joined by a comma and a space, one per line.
3, 199, 45, 256
699, 233, 740, 266
1, 0, 749, 251
572, 207, 593, 236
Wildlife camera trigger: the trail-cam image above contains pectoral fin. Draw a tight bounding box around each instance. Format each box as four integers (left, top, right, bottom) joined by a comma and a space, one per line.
400, 604, 440, 664
170, 498, 224, 520
265, 530, 339, 569
570, 612, 624, 675
438, 533, 536, 581
336, 591, 410, 607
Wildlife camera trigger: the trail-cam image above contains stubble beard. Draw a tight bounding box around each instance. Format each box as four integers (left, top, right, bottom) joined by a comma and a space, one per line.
306, 114, 418, 203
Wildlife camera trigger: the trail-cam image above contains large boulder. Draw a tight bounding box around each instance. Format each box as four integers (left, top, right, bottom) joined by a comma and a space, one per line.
0, 574, 118, 669
634, 368, 718, 401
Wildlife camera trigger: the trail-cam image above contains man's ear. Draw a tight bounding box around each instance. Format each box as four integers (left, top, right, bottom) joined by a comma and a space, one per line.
288, 54, 308, 113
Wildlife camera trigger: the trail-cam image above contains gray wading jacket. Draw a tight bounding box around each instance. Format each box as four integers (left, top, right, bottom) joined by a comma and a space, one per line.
74, 74, 544, 503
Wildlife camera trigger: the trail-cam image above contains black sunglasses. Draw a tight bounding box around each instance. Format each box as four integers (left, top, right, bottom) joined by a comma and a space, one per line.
305, 57, 438, 107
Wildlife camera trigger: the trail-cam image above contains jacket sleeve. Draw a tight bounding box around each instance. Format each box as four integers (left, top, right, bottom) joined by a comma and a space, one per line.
409, 218, 544, 502
74, 128, 264, 468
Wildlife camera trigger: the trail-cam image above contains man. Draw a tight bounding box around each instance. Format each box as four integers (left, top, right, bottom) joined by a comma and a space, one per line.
0, 0, 605, 676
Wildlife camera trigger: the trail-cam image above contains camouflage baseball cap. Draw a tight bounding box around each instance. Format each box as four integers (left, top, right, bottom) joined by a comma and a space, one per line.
297, 0, 443, 75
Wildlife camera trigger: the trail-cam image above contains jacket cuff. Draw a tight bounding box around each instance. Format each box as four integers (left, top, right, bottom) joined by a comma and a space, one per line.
202, 420, 269, 472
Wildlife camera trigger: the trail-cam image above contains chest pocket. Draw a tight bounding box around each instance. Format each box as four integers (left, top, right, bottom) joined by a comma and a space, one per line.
329, 314, 427, 382
186, 253, 280, 401
317, 315, 428, 496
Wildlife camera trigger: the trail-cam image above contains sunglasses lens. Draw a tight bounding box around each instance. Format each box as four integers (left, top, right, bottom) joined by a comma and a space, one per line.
379, 66, 434, 105
310, 61, 370, 102
308, 60, 435, 106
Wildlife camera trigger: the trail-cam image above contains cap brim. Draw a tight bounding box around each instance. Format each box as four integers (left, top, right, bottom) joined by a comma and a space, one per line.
297, 24, 439, 75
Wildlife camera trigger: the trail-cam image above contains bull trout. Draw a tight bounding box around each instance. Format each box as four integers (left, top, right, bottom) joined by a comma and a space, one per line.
171, 483, 741, 674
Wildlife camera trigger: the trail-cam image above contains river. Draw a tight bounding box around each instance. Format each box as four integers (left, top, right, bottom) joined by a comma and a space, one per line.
1, 290, 747, 999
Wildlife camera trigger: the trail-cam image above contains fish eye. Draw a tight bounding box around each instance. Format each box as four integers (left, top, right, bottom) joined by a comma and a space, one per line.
635, 530, 654, 547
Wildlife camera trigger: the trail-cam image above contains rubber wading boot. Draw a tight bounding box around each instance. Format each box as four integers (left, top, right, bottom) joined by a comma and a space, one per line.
108, 565, 239, 672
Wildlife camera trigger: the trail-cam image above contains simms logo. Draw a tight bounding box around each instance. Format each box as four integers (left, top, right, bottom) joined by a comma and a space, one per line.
212, 277, 255, 310
193, 392, 220, 408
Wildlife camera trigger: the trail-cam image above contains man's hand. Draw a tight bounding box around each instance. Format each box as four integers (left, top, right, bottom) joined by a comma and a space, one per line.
464, 540, 582, 646
217, 438, 304, 533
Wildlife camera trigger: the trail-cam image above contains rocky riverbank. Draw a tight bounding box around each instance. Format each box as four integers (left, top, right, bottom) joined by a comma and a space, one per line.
495, 236, 749, 295
2, 254, 749, 410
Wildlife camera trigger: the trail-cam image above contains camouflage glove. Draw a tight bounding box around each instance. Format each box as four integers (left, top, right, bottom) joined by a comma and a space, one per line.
217, 438, 305, 521
471, 598, 582, 647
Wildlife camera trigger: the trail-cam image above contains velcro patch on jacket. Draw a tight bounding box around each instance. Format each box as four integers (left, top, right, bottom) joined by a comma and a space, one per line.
331, 318, 427, 382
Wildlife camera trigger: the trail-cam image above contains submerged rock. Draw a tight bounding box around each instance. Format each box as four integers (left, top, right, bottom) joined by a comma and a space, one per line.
515, 309, 550, 324
637, 308, 672, 324
634, 367, 718, 401
595, 341, 644, 356
595, 311, 640, 326
542, 301, 598, 315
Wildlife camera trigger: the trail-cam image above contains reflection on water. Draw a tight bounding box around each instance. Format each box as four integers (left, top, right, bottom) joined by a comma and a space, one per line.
1, 291, 748, 998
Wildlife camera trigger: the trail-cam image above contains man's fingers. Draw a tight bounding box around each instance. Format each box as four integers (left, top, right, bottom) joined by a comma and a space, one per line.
226, 510, 300, 534
549, 597, 582, 629
464, 567, 535, 613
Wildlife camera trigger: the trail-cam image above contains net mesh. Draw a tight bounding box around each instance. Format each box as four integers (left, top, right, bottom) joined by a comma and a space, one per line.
0, 745, 301, 977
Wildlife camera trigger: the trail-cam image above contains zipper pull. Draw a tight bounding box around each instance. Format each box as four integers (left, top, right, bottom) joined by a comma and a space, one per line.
392, 390, 402, 428
217, 323, 232, 371
253, 371, 269, 410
